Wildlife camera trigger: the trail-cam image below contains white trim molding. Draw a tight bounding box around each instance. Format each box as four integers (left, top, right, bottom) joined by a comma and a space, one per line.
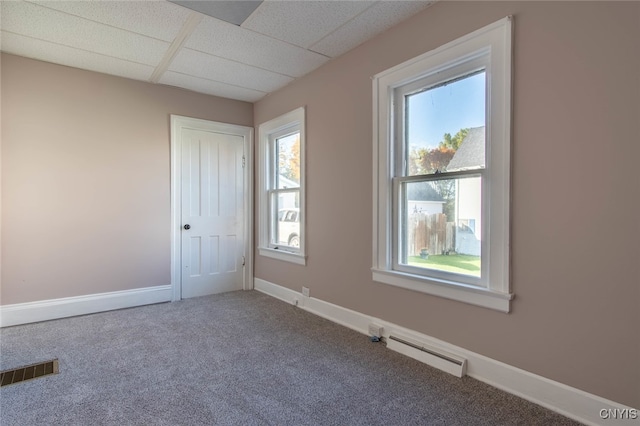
258, 247, 307, 265
254, 278, 638, 426
372, 16, 513, 312
0, 285, 171, 328
257, 107, 306, 265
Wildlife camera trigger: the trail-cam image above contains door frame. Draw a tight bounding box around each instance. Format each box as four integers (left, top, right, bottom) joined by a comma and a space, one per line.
170, 115, 253, 301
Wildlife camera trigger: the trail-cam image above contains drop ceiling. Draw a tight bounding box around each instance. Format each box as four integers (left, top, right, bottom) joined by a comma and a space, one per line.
0, 1, 433, 103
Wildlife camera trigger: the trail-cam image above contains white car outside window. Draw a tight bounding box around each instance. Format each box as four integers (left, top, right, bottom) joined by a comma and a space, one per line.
278, 209, 300, 247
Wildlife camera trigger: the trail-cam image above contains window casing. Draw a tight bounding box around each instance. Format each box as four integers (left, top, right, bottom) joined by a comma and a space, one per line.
372, 17, 513, 312
258, 107, 306, 265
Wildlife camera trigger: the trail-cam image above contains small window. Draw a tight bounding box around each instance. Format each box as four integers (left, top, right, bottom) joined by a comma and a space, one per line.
372, 17, 513, 311
258, 107, 306, 265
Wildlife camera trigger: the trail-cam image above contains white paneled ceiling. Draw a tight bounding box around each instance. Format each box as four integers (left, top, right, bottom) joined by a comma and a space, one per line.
0, 0, 434, 103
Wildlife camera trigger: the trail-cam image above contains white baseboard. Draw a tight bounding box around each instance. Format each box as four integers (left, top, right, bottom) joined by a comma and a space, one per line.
0, 285, 172, 327
254, 278, 639, 426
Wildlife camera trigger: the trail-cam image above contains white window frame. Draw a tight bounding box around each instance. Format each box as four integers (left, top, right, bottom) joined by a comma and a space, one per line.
258, 107, 306, 265
372, 17, 513, 312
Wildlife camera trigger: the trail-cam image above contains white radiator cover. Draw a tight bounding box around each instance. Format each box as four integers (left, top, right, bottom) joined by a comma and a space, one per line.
387, 334, 467, 378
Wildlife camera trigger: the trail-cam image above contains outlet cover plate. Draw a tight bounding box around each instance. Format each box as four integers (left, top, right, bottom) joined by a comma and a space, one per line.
368, 323, 383, 337
302, 287, 310, 297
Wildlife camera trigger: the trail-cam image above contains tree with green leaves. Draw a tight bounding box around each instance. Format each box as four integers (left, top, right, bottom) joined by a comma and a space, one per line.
439, 128, 469, 151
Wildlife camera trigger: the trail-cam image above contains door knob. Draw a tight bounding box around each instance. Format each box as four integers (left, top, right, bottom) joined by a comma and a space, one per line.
183, 224, 191, 230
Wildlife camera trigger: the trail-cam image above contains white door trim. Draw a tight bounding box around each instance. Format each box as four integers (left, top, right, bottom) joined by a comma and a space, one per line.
170, 115, 253, 301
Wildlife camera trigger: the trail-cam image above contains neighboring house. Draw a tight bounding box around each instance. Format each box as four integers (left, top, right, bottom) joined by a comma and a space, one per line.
447, 127, 486, 172
447, 127, 484, 256
277, 175, 299, 209
407, 182, 445, 215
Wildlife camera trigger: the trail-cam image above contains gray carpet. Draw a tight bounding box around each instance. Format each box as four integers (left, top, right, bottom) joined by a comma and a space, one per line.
0, 290, 579, 425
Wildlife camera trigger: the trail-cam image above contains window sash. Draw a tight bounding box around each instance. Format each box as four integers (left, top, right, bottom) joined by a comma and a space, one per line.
393, 56, 489, 178
268, 131, 300, 190
267, 187, 300, 251
392, 171, 486, 287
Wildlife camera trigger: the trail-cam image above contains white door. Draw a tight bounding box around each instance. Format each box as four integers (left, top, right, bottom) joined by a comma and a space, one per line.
180, 127, 245, 298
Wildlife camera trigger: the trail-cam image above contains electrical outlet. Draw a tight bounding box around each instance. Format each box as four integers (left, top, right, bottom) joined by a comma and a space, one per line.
368, 323, 383, 338
302, 286, 310, 297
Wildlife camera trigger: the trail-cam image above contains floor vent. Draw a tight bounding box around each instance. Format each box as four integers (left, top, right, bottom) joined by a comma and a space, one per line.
0, 359, 59, 387
387, 335, 467, 378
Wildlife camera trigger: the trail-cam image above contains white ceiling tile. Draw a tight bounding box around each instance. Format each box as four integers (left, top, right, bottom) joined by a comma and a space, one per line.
160, 71, 265, 103
242, 0, 375, 49
168, 48, 293, 93
28, 0, 192, 42
185, 16, 329, 78
1, 1, 169, 66
310, 1, 433, 58
1, 32, 155, 81
0, 0, 433, 103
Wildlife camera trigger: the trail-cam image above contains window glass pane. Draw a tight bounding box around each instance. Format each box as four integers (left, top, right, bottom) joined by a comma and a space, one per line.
406, 71, 486, 176
276, 132, 301, 189
270, 190, 300, 248
400, 177, 481, 278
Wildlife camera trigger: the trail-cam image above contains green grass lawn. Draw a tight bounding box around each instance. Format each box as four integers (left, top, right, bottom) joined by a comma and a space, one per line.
408, 254, 481, 277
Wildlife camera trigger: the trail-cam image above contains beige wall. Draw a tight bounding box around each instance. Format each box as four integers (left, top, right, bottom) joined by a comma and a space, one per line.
254, 1, 640, 407
2, 0, 638, 409
1, 54, 253, 304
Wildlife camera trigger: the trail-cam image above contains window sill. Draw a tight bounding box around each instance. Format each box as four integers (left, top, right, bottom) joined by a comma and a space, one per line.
259, 247, 306, 265
372, 268, 512, 312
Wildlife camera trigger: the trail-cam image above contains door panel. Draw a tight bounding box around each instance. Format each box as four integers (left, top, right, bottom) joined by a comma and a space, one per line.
209, 235, 220, 275
181, 128, 244, 298
189, 236, 202, 277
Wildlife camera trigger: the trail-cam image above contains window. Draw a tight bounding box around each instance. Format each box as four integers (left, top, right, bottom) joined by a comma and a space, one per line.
372, 17, 513, 312
258, 107, 306, 265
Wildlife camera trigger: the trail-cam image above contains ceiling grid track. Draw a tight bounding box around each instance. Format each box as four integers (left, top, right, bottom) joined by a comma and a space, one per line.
149, 11, 202, 84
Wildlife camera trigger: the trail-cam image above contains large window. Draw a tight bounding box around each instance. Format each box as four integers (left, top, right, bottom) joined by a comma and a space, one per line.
258, 107, 306, 265
372, 17, 513, 311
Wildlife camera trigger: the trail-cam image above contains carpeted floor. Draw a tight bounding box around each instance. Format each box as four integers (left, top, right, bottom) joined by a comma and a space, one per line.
0, 290, 579, 425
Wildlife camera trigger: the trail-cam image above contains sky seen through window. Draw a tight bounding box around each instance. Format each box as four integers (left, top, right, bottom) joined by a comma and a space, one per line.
407, 72, 486, 149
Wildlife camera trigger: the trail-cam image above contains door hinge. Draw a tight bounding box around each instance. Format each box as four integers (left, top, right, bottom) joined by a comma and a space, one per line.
242, 256, 246, 266
242, 155, 246, 168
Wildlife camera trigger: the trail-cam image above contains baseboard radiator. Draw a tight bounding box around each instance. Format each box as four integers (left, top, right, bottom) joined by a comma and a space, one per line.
387, 334, 467, 378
